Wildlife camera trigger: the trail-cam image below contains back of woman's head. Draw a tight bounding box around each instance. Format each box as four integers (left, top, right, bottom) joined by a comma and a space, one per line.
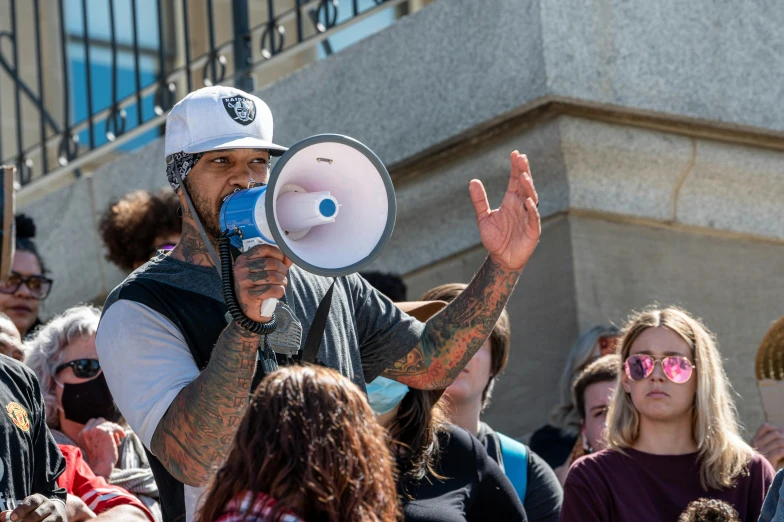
198, 365, 400, 522
606, 306, 754, 490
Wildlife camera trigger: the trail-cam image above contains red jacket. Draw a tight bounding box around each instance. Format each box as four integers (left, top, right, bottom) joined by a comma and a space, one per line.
57, 444, 155, 521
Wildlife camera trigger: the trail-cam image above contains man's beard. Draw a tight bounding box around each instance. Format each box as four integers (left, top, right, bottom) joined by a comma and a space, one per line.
183, 179, 223, 240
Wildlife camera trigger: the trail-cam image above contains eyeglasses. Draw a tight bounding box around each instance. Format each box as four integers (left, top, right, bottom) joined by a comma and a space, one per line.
55, 359, 101, 379
624, 354, 695, 384
0, 272, 53, 300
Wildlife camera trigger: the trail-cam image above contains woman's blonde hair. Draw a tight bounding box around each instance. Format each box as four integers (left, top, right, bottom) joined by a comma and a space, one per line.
605, 306, 754, 490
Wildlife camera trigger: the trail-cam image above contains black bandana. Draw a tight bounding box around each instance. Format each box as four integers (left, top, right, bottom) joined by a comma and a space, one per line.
166, 151, 204, 190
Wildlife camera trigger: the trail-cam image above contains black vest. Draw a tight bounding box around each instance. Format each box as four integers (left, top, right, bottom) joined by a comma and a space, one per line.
117, 278, 229, 522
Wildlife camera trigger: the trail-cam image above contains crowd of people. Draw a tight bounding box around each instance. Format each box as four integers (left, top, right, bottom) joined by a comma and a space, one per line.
1, 84, 783, 522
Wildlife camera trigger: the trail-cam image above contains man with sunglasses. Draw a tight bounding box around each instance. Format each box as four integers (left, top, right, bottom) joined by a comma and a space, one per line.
96, 85, 542, 522
0, 348, 67, 521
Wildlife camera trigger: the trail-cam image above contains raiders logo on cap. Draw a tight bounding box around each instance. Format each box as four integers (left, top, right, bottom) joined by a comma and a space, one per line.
222, 95, 257, 126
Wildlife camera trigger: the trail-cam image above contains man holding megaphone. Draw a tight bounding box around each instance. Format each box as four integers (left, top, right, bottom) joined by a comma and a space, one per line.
96, 86, 541, 522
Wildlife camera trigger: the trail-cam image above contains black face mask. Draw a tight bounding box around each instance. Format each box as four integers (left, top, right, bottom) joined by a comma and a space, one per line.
61, 372, 121, 425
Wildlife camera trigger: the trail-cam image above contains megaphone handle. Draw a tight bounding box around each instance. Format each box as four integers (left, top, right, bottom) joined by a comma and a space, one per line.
218, 233, 277, 335
261, 298, 278, 319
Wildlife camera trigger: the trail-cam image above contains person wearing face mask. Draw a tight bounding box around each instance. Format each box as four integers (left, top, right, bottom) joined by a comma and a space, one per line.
0, 215, 53, 339
24, 305, 161, 521
367, 301, 527, 522
559, 307, 774, 522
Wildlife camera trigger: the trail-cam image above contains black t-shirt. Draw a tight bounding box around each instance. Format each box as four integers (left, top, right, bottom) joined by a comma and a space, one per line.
529, 424, 577, 470
477, 423, 562, 522
400, 425, 527, 522
0, 355, 66, 510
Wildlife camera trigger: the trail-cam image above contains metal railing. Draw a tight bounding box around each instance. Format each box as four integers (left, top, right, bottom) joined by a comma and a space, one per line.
0, 0, 412, 191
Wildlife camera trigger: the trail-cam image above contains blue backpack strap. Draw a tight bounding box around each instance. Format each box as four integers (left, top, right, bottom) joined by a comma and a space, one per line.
497, 432, 528, 501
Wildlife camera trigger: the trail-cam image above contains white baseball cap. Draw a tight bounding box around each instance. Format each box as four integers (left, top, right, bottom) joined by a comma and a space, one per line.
164, 86, 288, 160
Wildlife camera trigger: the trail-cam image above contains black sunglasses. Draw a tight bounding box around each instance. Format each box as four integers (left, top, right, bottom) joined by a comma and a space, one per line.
55, 359, 101, 379
0, 272, 53, 300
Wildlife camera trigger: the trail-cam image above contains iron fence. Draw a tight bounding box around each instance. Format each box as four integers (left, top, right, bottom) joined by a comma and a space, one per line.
0, 0, 411, 189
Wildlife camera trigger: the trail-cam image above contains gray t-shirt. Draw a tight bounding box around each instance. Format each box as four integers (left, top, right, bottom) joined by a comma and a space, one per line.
96, 252, 424, 451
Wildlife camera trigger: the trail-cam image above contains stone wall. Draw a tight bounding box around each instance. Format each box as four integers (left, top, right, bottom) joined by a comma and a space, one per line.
16, 0, 784, 439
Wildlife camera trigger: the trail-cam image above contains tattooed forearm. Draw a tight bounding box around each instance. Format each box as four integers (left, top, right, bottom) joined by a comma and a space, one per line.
150, 322, 260, 486
383, 256, 520, 390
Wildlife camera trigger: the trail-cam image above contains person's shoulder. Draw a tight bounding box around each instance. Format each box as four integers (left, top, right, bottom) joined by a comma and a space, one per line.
566, 449, 626, 483
747, 451, 776, 480
0, 354, 38, 385
495, 430, 528, 455
441, 424, 481, 455
530, 424, 572, 445
104, 253, 220, 312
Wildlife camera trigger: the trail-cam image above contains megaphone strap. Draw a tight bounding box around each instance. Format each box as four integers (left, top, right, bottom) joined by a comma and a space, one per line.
300, 279, 336, 365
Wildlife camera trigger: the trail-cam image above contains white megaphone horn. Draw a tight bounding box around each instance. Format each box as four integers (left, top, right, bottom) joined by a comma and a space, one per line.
219, 134, 396, 318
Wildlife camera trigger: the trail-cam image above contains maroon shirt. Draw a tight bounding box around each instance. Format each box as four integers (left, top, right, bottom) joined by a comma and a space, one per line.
560, 448, 774, 522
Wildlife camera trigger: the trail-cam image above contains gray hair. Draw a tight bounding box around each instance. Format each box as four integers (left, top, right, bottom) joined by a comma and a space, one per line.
24, 305, 101, 428
549, 324, 620, 435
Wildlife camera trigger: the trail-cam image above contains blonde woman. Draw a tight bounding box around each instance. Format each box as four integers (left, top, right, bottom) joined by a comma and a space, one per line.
560, 307, 774, 522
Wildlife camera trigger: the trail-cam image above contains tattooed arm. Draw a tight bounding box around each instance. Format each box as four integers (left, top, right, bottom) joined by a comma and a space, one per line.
383, 151, 540, 390
151, 242, 291, 486
382, 256, 519, 389
150, 323, 259, 485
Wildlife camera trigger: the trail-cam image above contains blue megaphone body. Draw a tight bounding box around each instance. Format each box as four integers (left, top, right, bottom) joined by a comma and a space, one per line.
219, 134, 397, 278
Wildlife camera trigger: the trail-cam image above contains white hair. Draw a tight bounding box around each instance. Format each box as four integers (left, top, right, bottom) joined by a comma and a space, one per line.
24, 305, 101, 428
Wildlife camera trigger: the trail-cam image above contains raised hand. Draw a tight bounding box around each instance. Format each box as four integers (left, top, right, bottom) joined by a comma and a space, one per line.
469, 151, 541, 272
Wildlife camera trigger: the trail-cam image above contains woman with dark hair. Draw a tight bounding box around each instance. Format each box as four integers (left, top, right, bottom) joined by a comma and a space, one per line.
367, 301, 527, 522
197, 365, 400, 522
0, 214, 53, 337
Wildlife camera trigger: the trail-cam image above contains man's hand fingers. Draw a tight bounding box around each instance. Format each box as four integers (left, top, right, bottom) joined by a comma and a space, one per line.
245, 271, 288, 286
752, 426, 784, 448
242, 244, 287, 262
757, 436, 784, 456
766, 447, 784, 467
525, 197, 541, 234
11, 495, 45, 521
243, 258, 289, 276
469, 179, 491, 221
506, 150, 521, 194
753, 422, 779, 442
516, 155, 538, 206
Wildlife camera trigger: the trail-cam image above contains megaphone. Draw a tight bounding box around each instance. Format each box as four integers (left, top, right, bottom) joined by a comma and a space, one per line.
219, 134, 396, 320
